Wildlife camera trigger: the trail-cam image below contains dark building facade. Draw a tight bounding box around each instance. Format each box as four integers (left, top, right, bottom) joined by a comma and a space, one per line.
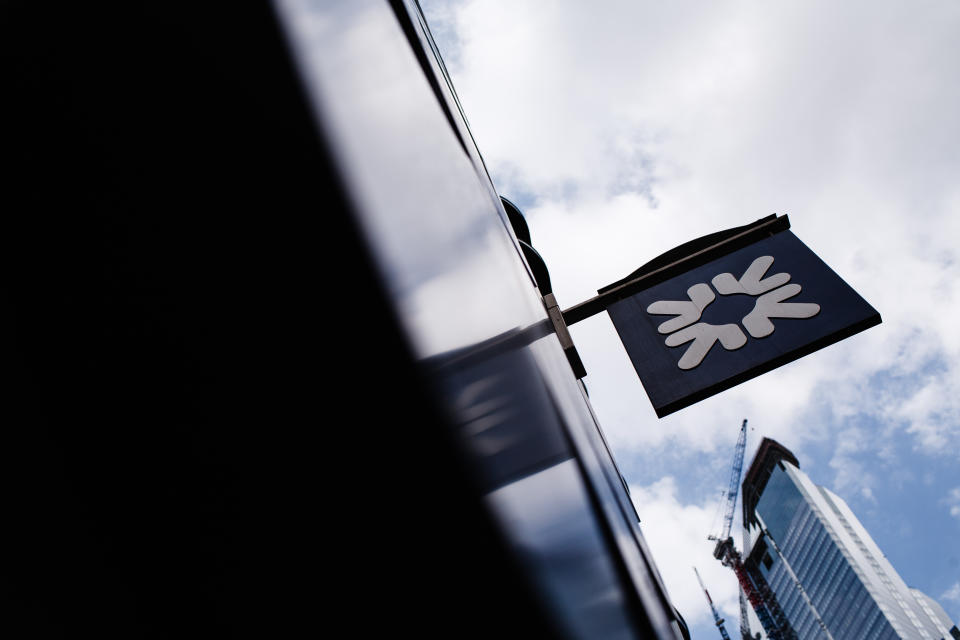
2, 1, 688, 638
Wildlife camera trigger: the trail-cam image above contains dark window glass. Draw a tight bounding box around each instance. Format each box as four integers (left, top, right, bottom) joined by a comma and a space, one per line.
756, 466, 805, 547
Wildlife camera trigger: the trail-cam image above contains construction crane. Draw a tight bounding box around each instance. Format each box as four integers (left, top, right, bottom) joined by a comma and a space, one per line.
737, 524, 761, 640
694, 566, 731, 640
708, 420, 790, 640
709, 419, 748, 548
738, 590, 756, 640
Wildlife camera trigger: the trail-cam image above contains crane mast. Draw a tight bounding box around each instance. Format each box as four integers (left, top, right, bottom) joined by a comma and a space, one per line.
708, 420, 793, 640
713, 538, 784, 639
711, 419, 748, 546
694, 566, 731, 640
739, 525, 757, 640
739, 589, 755, 640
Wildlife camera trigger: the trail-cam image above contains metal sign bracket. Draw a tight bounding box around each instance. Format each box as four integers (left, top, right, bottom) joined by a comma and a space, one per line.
544, 292, 588, 379
562, 214, 790, 326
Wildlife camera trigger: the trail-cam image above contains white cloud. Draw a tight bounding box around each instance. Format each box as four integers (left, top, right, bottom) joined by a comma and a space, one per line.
421, 0, 960, 462
942, 581, 960, 603
943, 488, 960, 521
420, 0, 960, 620
828, 427, 878, 501
629, 477, 742, 630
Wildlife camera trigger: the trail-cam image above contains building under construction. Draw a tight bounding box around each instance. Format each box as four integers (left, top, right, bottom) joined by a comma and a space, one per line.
737, 438, 959, 640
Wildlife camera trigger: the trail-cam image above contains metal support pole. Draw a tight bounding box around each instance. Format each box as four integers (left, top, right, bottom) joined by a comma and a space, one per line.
561, 215, 789, 326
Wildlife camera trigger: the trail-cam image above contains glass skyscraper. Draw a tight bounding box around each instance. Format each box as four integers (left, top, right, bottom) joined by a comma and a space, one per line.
740, 439, 958, 640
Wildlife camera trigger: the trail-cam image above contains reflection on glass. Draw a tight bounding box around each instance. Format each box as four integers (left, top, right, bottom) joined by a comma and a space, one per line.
487, 460, 635, 640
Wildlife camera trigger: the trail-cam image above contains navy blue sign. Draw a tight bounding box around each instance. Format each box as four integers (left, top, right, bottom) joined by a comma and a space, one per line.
606, 228, 880, 417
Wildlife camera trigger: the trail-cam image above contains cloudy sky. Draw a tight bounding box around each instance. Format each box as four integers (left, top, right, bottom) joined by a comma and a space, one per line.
418, 1, 960, 637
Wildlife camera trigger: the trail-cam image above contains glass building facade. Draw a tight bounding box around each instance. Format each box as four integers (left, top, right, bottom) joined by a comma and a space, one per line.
742, 440, 957, 640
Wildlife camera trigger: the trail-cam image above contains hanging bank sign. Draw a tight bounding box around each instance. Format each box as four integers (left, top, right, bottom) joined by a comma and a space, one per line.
561, 215, 881, 418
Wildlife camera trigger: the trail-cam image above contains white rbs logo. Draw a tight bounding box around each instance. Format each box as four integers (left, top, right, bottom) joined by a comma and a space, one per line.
646, 256, 820, 370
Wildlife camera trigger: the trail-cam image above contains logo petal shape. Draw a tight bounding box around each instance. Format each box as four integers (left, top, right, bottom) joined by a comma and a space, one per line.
742, 283, 821, 338
712, 256, 790, 295
664, 322, 747, 370
646, 283, 715, 334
